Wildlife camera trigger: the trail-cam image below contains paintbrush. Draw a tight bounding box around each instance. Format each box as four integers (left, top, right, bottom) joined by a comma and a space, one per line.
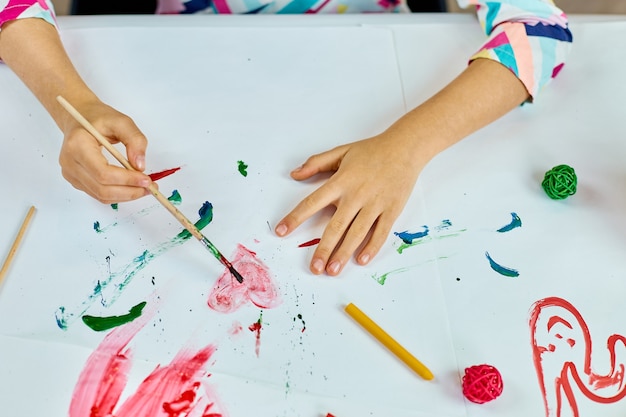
56, 96, 244, 283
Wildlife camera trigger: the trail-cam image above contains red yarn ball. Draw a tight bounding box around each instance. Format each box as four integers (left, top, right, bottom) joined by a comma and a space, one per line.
461, 364, 503, 404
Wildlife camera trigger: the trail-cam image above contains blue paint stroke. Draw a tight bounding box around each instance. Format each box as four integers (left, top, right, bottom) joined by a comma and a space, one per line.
497, 212, 522, 233
394, 226, 429, 244
485, 251, 519, 277
55, 201, 213, 330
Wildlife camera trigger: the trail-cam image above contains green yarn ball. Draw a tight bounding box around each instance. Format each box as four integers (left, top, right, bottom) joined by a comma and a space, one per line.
542, 164, 577, 200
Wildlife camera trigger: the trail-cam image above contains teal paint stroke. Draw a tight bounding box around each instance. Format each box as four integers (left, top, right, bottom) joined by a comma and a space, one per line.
93, 190, 183, 234
372, 256, 448, 285
485, 251, 519, 277
56, 201, 212, 330
82, 301, 147, 332
394, 219, 462, 253
497, 212, 522, 233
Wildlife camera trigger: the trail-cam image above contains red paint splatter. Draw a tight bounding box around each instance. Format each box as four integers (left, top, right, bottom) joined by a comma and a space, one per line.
69, 302, 226, 417
298, 238, 320, 248
207, 244, 281, 313
148, 167, 181, 182
529, 297, 626, 417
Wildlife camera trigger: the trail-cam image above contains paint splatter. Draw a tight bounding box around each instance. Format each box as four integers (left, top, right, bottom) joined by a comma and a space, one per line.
497, 212, 522, 233
294, 313, 306, 333
207, 244, 281, 314
237, 160, 248, 177
111, 203, 118, 211
248, 311, 263, 357
529, 297, 626, 417
56, 201, 214, 330
94, 221, 102, 233
298, 238, 320, 248
148, 167, 181, 182
69, 301, 226, 417
81, 301, 147, 332
485, 251, 519, 277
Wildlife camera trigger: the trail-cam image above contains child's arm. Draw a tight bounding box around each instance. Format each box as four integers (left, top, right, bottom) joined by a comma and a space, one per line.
275, 0, 573, 276
0, 9, 151, 203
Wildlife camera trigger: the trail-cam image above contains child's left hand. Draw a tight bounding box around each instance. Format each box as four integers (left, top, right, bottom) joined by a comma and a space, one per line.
274, 130, 427, 276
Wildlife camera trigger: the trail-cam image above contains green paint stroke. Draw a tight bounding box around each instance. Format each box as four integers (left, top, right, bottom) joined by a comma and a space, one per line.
372, 267, 411, 285
82, 301, 147, 331
168, 189, 182, 204
237, 160, 248, 177
111, 203, 119, 211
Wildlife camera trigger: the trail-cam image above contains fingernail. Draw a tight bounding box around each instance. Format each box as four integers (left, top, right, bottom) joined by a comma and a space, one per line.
328, 261, 341, 275
359, 253, 370, 265
136, 155, 145, 171
312, 258, 325, 274
275, 223, 288, 236
291, 165, 303, 174
140, 178, 151, 188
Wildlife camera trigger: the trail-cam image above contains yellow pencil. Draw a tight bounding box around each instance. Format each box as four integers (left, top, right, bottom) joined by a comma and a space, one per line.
344, 302, 434, 381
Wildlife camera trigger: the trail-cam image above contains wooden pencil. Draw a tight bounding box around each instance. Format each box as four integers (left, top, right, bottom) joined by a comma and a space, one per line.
0, 205, 36, 286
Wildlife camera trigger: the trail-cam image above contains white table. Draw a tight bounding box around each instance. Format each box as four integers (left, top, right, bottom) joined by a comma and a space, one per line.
0, 13, 625, 417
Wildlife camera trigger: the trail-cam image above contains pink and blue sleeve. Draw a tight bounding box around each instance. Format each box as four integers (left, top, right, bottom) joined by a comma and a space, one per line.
0, 0, 57, 29
458, 0, 573, 99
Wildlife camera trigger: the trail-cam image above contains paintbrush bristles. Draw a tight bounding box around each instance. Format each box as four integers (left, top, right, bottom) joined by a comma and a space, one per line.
0, 205, 36, 286
56, 95, 244, 282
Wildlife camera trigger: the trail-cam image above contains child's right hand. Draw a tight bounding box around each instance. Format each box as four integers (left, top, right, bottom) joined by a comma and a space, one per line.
58, 100, 152, 204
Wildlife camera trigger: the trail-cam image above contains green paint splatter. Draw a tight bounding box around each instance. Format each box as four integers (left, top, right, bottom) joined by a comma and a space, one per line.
237, 160, 248, 177
82, 301, 147, 331
110, 203, 118, 210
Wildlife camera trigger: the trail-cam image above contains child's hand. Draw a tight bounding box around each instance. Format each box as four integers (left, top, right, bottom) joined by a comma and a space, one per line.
275, 130, 427, 276
58, 101, 152, 204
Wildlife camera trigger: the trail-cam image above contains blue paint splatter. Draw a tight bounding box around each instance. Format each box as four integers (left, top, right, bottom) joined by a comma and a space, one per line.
497, 212, 522, 233
94, 221, 101, 233
485, 251, 519, 277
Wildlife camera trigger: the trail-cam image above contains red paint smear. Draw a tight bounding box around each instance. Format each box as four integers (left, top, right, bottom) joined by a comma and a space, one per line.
248, 321, 262, 357
529, 297, 626, 417
148, 167, 181, 182
298, 238, 321, 248
207, 244, 281, 313
69, 302, 226, 417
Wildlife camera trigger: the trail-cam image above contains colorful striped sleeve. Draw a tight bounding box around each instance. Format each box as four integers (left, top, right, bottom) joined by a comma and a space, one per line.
0, 0, 57, 30
458, 0, 572, 100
